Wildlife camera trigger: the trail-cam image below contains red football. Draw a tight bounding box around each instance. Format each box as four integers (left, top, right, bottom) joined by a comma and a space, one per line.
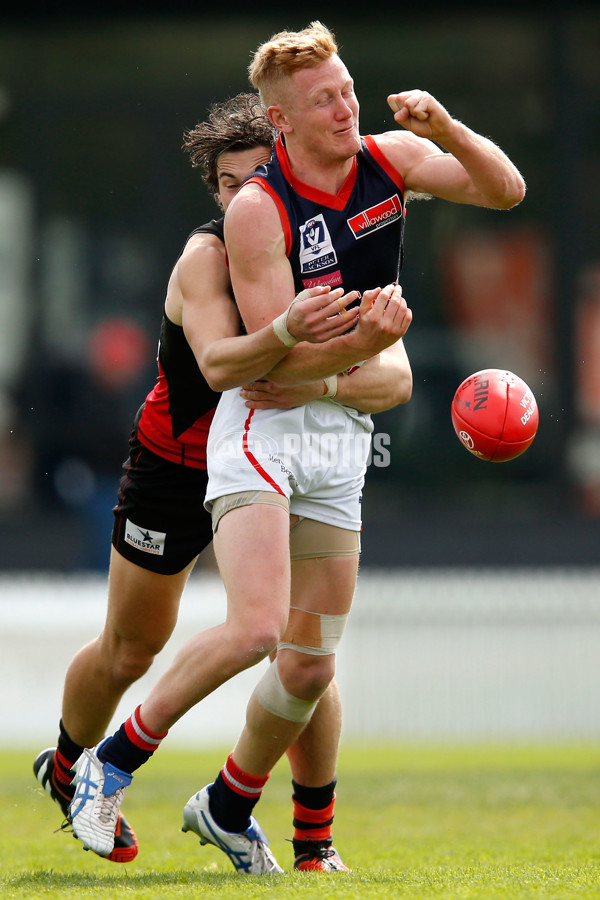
451, 369, 539, 462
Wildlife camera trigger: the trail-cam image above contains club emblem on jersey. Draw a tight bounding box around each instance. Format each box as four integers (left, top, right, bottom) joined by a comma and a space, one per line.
299, 214, 337, 274
347, 194, 403, 239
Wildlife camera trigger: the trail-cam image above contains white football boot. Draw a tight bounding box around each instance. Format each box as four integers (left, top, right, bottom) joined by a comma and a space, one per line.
182, 784, 283, 874
70, 743, 133, 857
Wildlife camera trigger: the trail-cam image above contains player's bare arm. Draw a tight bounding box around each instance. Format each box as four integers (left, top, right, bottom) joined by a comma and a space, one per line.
268, 283, 413, 384
224, 184, 293, 330
337, 338, 413, 413
382, 89, 526, 210
242, 337, 413, 414
177, 233, 358, 393
239, 378, 329, 411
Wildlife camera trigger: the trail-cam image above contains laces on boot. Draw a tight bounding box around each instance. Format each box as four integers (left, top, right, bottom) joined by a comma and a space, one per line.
97, 790, 125, 827
54, 818, 74, 836
291, 837, 333, 860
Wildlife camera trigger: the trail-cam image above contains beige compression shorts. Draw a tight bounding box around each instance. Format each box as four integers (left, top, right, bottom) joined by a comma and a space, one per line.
211, 490, 360, 559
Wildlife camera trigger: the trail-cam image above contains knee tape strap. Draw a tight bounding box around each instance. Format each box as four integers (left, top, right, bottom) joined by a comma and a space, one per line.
277, 606, 348, 656
254, 659, 318, 723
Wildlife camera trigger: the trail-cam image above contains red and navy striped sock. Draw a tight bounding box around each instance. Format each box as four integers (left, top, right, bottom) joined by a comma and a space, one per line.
98, 705, 168, 774
208, 754, 270, 834
52, 719, 85, 802
292, 778, 337, 856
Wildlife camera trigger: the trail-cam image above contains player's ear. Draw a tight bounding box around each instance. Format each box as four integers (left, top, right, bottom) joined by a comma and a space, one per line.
268, 105, 291, 134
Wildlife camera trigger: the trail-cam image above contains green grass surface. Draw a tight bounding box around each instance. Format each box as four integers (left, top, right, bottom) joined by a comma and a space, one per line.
2, 743, 600, 898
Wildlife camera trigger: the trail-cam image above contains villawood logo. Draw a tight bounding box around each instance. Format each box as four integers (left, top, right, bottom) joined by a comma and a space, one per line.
347, 194, 402, 239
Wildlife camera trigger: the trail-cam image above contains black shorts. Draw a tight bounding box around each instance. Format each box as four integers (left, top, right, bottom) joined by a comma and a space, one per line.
112, 435, 213, 575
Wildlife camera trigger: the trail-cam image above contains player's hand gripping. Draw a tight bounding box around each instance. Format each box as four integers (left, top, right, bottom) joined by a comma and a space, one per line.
240, 378, 325, 410
284, 285, 360, 343
352, 283, 412, 357
387, 90, 456, 143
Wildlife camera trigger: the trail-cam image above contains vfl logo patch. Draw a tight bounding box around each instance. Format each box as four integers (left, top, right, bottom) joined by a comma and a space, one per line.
347, 194, 402, 240
124, 519, 166, 556
299, 214, 337, 274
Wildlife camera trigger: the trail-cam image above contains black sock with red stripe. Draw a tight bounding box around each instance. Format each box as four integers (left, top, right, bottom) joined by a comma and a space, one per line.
292, 778, 337, 857
53, 719, 85, 802
97, 705, 168, 774
208, 754, 270, 834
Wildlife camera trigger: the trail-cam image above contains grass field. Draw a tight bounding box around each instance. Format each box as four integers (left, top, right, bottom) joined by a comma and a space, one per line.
2, 743, 600, 899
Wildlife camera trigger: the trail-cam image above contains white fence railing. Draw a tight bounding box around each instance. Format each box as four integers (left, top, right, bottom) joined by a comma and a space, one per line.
2, 568, 599, 745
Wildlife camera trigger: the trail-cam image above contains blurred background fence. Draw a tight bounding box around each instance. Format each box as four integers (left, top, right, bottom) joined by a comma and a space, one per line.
2, 568, 600, 746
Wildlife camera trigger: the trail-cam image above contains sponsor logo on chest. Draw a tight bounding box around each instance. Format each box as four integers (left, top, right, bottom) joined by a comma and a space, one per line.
347, 194, 402, 239
298, 195, 402, 276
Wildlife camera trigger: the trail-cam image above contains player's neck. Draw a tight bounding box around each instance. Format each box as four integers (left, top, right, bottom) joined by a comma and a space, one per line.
286, 142, 355, 196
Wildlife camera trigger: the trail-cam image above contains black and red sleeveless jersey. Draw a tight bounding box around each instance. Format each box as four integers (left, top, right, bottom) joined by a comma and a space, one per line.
246, 135, 406, 298
135, 219, 224, 469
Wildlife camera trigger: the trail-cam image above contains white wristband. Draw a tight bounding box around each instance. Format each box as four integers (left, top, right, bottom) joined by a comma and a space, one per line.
272, 307, 299, 348
322, 375, 338, 398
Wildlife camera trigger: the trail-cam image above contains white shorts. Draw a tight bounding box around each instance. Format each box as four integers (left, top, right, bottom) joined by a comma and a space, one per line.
205, 391, 373, 531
